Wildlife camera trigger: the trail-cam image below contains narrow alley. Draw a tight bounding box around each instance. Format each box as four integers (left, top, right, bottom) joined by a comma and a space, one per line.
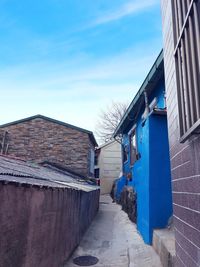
65, 195, 162, 267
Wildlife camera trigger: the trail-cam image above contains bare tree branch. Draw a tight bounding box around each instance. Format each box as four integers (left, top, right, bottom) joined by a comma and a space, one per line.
95, 101, 129, 143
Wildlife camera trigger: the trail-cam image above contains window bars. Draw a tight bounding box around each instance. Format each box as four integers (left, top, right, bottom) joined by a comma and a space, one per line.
171, 0, 200, 142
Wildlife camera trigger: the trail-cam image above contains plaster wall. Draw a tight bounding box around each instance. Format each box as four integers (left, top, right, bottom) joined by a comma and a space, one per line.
98, 141, 122, 194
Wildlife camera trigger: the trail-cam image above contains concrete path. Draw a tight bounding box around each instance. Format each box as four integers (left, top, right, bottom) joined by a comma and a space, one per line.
65, 195, 162, 267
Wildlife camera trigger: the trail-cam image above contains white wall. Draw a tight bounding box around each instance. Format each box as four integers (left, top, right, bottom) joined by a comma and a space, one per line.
97, 141, 122, 195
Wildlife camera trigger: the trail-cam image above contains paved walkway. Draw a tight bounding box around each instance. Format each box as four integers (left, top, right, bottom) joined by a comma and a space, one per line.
65, 195, 162, 267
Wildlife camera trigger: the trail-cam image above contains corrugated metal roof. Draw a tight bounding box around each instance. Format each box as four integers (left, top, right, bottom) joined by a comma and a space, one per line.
0, 156, 99, 192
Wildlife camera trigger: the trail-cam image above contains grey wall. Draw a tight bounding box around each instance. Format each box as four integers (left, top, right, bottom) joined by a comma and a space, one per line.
161, 1, 200, 266
0, 182, 99, 267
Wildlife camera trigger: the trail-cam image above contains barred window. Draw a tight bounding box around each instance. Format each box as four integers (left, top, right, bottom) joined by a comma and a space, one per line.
171, 0, 200, 142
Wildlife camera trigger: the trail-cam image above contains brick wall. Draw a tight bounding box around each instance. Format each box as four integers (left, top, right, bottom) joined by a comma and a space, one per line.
0, 182, 99, 267
161, 1, 200, 266
0, 118, 95, 177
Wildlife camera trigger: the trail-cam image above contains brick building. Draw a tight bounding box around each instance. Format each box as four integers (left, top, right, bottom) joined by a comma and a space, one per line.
0, 115, 97, 177
161, 1, 200, 266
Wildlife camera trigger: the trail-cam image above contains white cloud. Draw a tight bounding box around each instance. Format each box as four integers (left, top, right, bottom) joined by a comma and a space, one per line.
0, 40, 161, 132
93, 0, 159, 26
0, 40, 160, 85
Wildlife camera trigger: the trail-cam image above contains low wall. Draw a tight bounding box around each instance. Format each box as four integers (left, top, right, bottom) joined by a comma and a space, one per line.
0, 182, 100, 267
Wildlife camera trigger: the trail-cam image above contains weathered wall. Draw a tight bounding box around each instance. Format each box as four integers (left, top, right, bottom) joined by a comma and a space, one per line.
98, 141, 122, 195
0, 182, 99, 267
161, 1, 200, 266
0, 118, 94, 177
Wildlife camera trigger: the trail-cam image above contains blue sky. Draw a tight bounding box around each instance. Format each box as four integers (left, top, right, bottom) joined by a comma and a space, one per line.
0, 0, 162, 138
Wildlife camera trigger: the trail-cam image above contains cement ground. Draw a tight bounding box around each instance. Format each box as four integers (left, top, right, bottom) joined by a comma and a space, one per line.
65, 195, 162, 267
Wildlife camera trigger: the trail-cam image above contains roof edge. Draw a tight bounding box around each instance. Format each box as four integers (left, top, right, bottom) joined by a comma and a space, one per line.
113, 50, 164, 137
0, 114, 98, 146
97, 139, 116, 149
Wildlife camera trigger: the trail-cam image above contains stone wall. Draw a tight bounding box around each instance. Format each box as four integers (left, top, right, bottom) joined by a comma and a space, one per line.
119, 186, 137, 224
161, 1, 200, 266
0, 182, 99, 267
0, 118, 94, 177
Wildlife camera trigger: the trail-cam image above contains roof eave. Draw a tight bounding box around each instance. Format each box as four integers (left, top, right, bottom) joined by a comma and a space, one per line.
0, 114, 98, 146
113, 50, 164, 137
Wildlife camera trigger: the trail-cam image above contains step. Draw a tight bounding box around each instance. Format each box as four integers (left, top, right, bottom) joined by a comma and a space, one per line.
153, 228, 175, 267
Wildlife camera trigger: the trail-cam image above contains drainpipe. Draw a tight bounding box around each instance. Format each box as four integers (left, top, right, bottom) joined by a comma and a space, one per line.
143, 91, 149, 119
114, 135, 123, 145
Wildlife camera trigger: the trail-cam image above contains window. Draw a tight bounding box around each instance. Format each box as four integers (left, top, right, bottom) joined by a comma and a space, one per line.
129, 130, 137, 166
171, 0, 200, 142
122, 145, 128, 163
94, 168, 100, 178
90, 149, 95, 174
94, 154, 98, 166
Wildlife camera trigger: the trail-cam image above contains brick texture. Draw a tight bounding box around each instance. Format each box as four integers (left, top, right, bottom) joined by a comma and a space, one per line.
0, 117, 95, 177
161, 1, 200, 266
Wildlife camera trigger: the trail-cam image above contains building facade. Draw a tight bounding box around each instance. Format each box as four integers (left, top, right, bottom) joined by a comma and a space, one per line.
161, 1, 200, 266
114, 51, 172, 244
95, 140, 122, 195
0, 115, 97, 177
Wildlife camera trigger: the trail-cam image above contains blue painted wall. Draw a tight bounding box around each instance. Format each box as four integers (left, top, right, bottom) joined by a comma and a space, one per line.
115, 135, 130, 201
116, 79, 172, 244
132, 117, 151, 243
149, 115, 172, 232
115, 175, 126, 201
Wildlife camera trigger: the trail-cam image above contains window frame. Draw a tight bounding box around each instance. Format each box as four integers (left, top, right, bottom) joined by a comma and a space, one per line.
171, 0, 200, 142
94, 168, 100, 179
128, 125, 138, 166
122, 145, 128, 164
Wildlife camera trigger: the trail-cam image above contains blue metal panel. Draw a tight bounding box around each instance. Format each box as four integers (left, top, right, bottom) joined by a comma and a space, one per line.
132, 117, 151, 244
149, 114, 173, 232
